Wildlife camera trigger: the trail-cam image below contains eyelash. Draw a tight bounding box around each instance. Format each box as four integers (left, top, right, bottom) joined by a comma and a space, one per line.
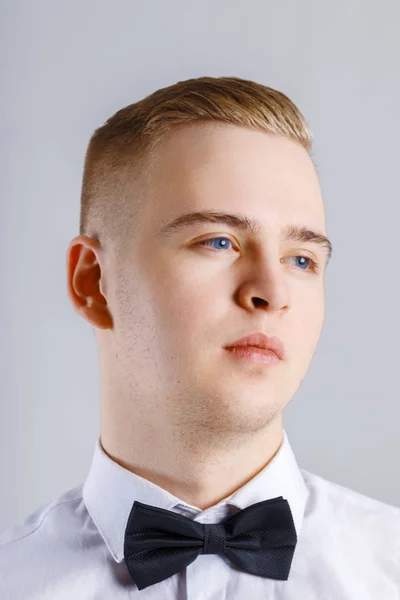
195, 236, 320, 274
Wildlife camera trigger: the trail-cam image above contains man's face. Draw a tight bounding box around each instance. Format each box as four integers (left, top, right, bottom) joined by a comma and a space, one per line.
100, 122, 328, 434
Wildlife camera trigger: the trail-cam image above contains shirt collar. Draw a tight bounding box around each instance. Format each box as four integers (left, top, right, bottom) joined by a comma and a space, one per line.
83, 429, 308, 563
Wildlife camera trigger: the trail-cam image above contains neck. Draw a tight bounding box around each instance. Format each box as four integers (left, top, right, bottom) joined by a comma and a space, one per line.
100, 412, 284, 511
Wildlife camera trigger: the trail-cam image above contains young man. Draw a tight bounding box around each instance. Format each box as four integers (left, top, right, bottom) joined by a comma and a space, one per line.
1, 76, 399, 598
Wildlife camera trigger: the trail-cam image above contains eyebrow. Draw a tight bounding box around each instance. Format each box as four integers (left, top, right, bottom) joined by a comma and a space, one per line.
158, 210, 332, 264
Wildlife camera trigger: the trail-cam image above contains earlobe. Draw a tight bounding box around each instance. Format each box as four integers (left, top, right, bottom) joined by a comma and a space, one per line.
79, 302, 113, 330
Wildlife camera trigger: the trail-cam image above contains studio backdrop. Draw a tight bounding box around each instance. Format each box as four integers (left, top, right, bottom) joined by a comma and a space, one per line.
1, 0, 399, 532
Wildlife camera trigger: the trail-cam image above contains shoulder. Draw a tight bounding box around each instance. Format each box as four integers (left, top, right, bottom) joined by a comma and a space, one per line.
300, 468, 400, 553
0, 484, 84, 549
0, 484, 99, 598
301, 468, 400, 517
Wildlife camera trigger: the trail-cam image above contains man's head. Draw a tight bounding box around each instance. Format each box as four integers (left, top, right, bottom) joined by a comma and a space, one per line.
67, 76, 331, 471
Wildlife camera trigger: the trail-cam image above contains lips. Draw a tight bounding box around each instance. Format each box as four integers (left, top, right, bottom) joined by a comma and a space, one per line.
224, 332, 285, 360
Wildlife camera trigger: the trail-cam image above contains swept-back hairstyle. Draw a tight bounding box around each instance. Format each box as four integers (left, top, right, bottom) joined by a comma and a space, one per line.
79, 76, 312, 254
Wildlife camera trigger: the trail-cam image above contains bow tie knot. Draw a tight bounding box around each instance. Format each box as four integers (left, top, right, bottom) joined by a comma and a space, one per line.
201, 522, 226, 554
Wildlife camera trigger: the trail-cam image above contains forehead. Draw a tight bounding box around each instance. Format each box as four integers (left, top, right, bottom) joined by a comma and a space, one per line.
142, 122, 326, 228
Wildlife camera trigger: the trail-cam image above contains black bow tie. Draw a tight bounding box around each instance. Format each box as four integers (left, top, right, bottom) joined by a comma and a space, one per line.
123, 496, 297, 591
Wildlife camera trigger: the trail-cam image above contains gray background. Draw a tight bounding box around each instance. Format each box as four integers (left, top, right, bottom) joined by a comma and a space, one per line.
1, 0, 399, 533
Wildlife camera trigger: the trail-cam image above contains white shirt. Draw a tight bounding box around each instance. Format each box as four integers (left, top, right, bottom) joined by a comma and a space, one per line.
1, 429, 399, 599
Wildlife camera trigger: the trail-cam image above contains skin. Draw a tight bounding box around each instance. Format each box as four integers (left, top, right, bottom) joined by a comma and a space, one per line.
67, 122, 328, 511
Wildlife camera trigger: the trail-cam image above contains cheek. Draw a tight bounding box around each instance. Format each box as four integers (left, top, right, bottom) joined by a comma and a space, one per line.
293, 299, 325, 354
303, 299, 324, 328
155, 283, 221, 363
161, 287, 211, 335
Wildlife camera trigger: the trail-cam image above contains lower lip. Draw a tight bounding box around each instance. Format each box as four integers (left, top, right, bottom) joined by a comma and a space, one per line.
224, 346, 281, 365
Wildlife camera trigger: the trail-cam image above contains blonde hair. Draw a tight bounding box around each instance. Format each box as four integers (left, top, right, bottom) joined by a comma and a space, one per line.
79, 76, 312, 252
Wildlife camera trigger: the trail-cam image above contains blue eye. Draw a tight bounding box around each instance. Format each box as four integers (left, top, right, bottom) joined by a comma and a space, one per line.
196, 236, 319, 273
198, 237, 234, 251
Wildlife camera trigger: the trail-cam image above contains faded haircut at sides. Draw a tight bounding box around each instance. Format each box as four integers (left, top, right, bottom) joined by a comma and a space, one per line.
79, 76, 313, 257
